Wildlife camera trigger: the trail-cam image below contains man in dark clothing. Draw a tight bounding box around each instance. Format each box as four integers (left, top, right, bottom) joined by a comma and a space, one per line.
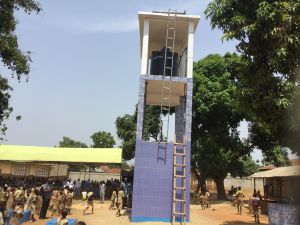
39, 177, 52, 219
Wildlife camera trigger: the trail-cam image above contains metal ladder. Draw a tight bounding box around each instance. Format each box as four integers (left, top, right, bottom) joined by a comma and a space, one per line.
159, 9, 177, 142
172, 135, 187, 224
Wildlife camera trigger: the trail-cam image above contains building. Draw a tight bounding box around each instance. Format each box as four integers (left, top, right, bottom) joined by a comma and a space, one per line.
251, 165, 300, 225
0, 162, 68, 178
0, 145, 122, 181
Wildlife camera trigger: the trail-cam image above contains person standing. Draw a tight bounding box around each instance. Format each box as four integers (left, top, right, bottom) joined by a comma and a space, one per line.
75, 179, 81, 199
120, 178, 128, 208
235, 186, 245, 215
64, 189, 73, 215
252, 193, 261, 224
39, 177, 52, 219
116, 186, 124, 217
83, 192, 94, 215
99, 182, 106, 204
109, 188, 117, 210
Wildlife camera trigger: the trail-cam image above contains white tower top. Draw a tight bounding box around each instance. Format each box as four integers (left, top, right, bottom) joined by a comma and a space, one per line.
138, 11, 200, 78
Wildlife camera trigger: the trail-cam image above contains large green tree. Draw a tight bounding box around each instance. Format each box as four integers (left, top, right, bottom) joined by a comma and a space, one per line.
192, 53, 251, 199
115, 105, 161, 160
58, 136, 87, 148
205, 0, 300, 154
205, 0, 300, 80
90, 131, 115, 148
0, 0, 41, 139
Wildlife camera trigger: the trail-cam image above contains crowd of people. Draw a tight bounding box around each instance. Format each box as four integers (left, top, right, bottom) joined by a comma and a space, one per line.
0, 176, 133, 225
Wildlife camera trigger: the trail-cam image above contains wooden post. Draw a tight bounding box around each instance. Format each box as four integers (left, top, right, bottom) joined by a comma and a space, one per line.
10, 163, 13, 175
56, 163, 60, 179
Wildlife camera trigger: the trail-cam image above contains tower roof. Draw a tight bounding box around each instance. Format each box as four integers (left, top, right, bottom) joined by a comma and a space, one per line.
138, 11, 200, 55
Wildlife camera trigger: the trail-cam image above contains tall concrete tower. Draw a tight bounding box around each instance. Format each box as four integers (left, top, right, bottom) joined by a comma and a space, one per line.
132, 10, 199, 223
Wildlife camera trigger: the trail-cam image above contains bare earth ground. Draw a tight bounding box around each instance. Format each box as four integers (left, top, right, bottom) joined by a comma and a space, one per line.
23, 200, 268, 225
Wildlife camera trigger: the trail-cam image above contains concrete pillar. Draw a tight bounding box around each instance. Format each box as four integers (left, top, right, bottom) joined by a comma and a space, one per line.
175, 96, 186, 143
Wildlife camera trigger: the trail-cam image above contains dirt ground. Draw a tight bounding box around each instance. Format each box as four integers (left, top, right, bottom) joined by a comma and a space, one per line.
23, 200, 268, 225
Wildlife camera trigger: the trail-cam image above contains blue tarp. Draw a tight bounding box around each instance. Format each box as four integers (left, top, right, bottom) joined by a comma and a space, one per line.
46, 218, 77, 225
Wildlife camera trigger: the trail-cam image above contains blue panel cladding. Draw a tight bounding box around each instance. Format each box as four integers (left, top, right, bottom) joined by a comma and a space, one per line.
136, 76, 146, 141
175, 96, 186, 143
132, 141, 173, 221
185, 78, 193, 143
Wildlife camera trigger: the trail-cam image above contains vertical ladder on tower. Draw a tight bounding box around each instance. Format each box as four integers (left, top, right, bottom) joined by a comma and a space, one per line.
159, 9, 177, 142
172, 135, 187, 224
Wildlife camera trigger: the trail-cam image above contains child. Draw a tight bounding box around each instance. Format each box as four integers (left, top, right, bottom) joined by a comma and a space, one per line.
36, 193, 43, 216
56, 208, 68, 225
109, 188, 117, 210
6, 187, 15, 212
83, 192, 94, 215
116, 186, 124, 217
24, 188, 38, 222
58, 190, 65, 214
252, 193, 261, 224
64, 189, 73, 215
235, 186, 245, 215
30, 189, 38, 222
10, 203, 23, 225
51, 189, 60, 216
199, 192, 208, 210
0, 187, 6, 225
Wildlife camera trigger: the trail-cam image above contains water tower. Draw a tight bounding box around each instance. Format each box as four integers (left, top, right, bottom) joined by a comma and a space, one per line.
132, 10, 200, 223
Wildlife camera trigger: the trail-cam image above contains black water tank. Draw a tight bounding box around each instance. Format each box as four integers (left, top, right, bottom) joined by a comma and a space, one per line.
150, 47, 178, 76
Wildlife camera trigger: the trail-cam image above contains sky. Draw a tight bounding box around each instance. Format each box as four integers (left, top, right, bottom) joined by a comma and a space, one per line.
2, 0, 277, 161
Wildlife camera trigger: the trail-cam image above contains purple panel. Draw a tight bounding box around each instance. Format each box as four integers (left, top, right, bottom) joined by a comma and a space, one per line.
132, 140, 192, 221
132, 141, 173, 219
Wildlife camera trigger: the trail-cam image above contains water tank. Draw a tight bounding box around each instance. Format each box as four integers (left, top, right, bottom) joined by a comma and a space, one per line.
150, 47, 178, 76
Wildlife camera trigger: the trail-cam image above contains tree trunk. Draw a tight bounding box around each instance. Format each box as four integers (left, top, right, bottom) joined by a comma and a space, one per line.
215, 176, 226, 200
191, 167, 206, 193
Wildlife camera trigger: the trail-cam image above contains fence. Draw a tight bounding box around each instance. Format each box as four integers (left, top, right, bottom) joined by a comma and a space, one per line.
68, 171, 120, 182
224, 176, 263, 192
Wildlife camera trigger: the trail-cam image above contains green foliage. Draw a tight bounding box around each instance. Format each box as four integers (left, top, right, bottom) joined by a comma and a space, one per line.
0, 0, 41, 139
115, 113, 136, 161
143, 106, 161, 141
115, 105, 161, 160
263, 145, 289, 167
231, 156, 260, 177
0, 77, 12, 139
205, 0, 300, 154
90, 131, 115, 148
192, 53, 250, 199
58, 136, 87, 148
205, 0, 300, 79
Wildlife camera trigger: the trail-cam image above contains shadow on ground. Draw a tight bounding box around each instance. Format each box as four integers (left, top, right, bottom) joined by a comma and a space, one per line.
221, 220, 267, 225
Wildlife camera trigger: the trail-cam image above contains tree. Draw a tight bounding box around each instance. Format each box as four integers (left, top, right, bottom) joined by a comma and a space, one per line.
236, 157, 260, 177
192, 53, 250, 199
205, 0, 300, 154
262, 146, 289, 167
90, 131, 115, 148
115, 105, 161, 160
0, 0, 41, 139
115, 114, 136, 160
58, 136, 87, 148
205, 0, 300, 80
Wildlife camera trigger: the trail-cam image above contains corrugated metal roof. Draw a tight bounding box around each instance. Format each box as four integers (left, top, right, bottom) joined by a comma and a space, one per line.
251, 166, 300, 178
0, 145, 122, 164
